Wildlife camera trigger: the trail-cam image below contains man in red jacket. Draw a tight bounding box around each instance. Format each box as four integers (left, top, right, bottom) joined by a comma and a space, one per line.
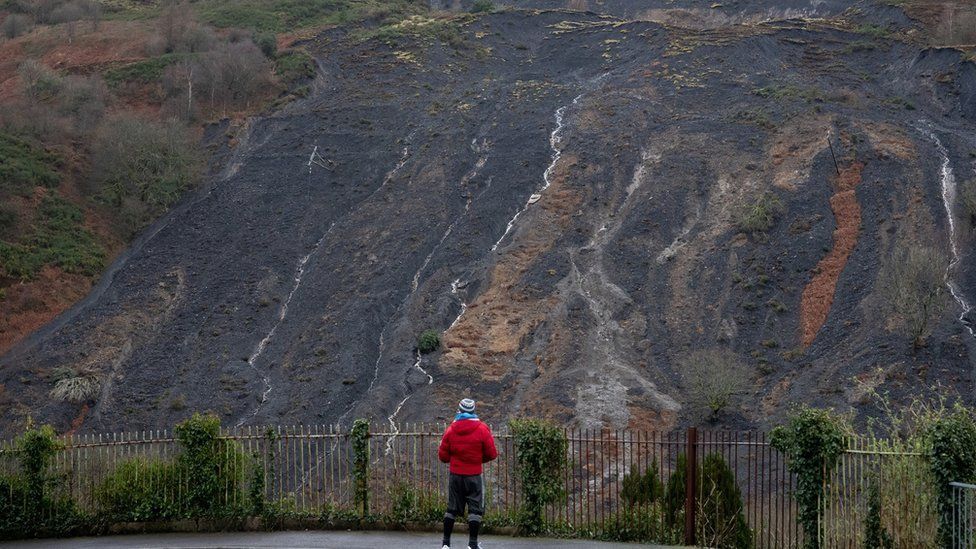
438, 398, 498, 549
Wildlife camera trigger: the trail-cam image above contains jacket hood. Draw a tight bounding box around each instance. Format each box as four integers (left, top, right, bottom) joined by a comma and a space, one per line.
452, 418, 482, 435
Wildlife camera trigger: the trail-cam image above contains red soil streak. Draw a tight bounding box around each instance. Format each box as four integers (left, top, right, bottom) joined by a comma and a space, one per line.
799, 162, 864, 347
65, 404, 89, 436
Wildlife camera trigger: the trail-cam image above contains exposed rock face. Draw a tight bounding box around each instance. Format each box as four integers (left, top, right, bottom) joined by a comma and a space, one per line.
3, 0, 976, 434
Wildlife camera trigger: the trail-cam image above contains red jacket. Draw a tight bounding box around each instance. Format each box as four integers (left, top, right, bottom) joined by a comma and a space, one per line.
438, 418, 498, 475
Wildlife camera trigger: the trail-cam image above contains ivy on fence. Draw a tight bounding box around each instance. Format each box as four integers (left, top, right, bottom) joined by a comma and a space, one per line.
770, 406, 849, 549
351, 418, 370, 518
509, 418, 567, 535
923, 404, 976, 548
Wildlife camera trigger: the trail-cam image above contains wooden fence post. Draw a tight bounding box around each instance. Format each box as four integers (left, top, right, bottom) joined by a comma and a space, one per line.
684, 427, 698, 546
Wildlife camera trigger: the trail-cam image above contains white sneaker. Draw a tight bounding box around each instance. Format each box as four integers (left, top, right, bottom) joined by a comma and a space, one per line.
441, 546, 450, 549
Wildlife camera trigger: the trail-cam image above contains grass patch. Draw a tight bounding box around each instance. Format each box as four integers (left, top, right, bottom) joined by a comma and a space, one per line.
856, 24, 890, 39
275, 49, 316, 88
735, 192, 785, 235
0, 132, 60, 196
194, 0, 422, 33
103, 53, 192, 87
359, 15, 467, 49
0, 194, 105, 280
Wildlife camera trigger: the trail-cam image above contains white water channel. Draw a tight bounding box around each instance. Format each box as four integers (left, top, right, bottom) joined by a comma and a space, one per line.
928, 129, 975, 337
490, 93, 583, 252
375, 140, 491, 452
236, 140, 412, 427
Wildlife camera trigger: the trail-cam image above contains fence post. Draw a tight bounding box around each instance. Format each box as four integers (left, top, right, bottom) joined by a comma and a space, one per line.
684, 427, 698, 546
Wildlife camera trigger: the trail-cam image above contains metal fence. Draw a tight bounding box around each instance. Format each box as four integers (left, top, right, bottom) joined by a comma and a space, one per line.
952, 482, 976, 549
821, 437, 938, 549
0, 424, 806, 546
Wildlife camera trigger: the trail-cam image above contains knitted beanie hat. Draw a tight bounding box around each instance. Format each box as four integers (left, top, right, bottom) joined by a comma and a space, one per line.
458, 398, 476, 414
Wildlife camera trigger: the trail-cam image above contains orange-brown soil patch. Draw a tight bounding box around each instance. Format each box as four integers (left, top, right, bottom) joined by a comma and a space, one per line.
66, 404, 90, 436
799, 161, 864, 346
0, 265, 93, 354
441, 155, 582, 381
626, 405, 678, 431
766, 115, 832, 190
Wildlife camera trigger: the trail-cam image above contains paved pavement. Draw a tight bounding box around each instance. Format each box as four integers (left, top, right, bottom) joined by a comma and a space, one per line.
2, 531, 674, 548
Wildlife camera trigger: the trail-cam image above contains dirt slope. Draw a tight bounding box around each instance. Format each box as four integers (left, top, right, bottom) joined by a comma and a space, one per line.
2, 0, 976, 434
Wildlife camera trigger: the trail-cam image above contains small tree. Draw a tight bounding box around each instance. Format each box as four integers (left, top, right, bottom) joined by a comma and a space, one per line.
19, 59, 62, 102
664, 453, 687, 529
877, 242, 947, 348
698, 453, 753, 549
510, 418, 567, 534
681, 349, 749, 421
621, 460, 663, 508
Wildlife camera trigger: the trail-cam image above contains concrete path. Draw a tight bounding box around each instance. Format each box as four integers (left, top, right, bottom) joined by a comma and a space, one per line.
2, 531, 675, 548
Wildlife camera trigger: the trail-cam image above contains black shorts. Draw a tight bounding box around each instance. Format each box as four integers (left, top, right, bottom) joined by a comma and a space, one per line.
446, 472, 484, 522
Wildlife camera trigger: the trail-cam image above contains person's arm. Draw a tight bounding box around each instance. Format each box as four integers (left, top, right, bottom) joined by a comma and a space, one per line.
438, 425, 452, 463
481, 425, 499, 463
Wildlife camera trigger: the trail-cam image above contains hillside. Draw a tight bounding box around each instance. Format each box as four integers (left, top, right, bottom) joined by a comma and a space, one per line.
1, 0, 975, 435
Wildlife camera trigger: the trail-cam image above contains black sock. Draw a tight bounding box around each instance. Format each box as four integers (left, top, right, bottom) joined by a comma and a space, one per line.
468, 520, 481, 548
442, 516, 455, 546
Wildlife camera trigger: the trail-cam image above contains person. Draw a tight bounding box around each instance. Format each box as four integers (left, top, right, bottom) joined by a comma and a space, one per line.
438, 398, 498, 549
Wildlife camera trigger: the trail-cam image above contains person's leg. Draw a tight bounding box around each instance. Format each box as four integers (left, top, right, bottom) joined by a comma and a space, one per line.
465, 475, 485, 549
443, 474, 461, 547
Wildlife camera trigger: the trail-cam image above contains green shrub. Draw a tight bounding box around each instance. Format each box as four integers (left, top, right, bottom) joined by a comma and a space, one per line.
510, 418, 567, 534
621, 460, 663, 507
95, 458, 181, 521
697, 453, 752, 549
174, 412, 249, 517
0, 424, 85, 539
923, 404, 976, 547
254, 31, 277, 58
471, 0, 494, 13
735, 192, 785, 235
387, 480, 444, 524
0, 194, 105, 280
602, 504, 674, 543
0, 132, 60, 195
771, 407, 850, 549
417, 329, 441, 354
